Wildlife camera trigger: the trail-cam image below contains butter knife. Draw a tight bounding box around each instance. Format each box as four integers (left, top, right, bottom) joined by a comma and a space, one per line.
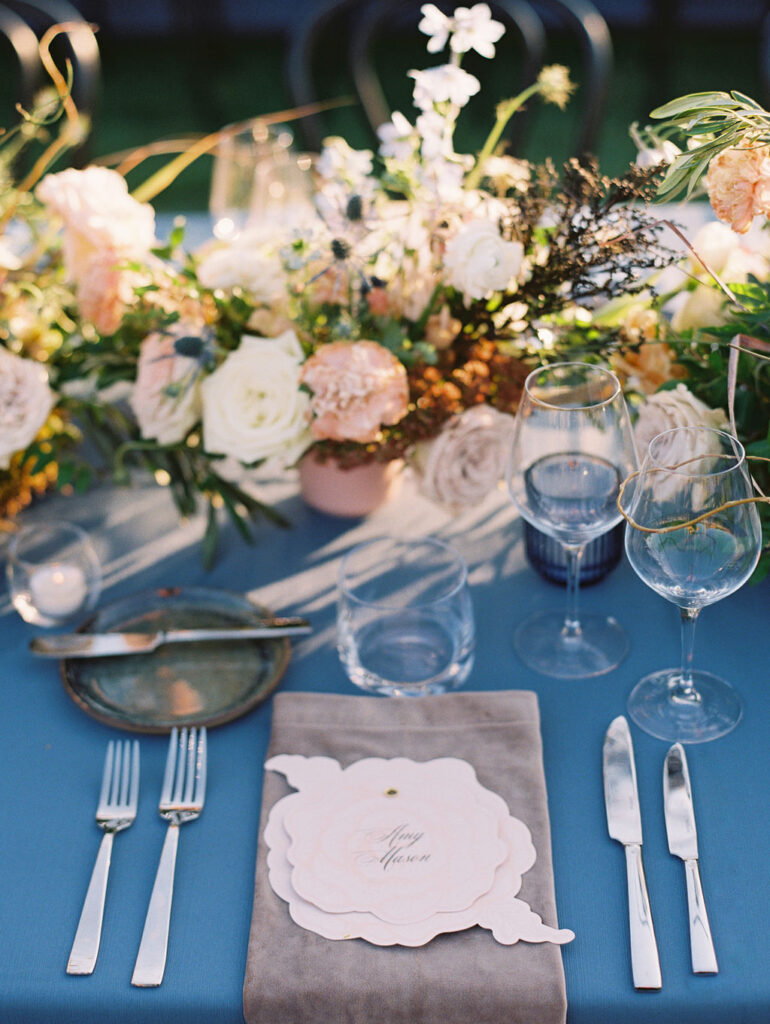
29, 618, 311, 658
664, 743, 718, 974
603, 716, 662, 989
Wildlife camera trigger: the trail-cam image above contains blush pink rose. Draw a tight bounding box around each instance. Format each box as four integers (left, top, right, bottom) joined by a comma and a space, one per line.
300, 340, 409, 443
704, 144, 770, 234
130, 323, 204, 444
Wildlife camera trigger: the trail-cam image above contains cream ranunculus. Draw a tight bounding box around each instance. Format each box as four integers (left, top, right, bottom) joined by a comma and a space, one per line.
411, 405, 515, 510
36, 167, 156, 333
634, 383, 729, 462
444, 219, 523, 302
0, 347, 55, 468
130, 323, 205, 445
201, 330, 311, 466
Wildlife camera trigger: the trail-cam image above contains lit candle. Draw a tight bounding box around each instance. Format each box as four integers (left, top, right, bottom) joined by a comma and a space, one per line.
28, 564, 88, 619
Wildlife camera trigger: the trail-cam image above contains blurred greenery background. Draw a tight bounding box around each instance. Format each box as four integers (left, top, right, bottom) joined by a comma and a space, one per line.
2, 3, 767, 212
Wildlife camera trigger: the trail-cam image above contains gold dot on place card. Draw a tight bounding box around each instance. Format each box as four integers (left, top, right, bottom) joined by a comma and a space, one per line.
384, 787, 398, 797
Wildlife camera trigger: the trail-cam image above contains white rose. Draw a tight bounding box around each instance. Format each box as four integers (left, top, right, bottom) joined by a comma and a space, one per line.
36, 166, 155, 282
0, 348, 55, 468
196, 243, 286, 301
672, 245, 768, 332
412, 406, 515, 510
444, 219, 523, 302
634, 384, 728, 462
202, 329, 311, 466
130, 323, 204, 445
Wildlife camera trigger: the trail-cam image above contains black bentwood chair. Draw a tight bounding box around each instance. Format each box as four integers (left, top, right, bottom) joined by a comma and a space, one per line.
0, 0, 100, 163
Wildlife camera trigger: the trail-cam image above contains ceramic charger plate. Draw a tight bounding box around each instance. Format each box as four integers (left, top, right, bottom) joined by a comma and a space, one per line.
59, 586, 291, 732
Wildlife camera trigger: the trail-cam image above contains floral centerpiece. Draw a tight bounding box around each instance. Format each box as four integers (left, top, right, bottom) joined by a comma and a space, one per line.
2, 4, 682, 561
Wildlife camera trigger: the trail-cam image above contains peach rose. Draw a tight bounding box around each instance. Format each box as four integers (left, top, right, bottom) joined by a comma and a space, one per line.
300, 340, 409, 443
703, 144, 770, 234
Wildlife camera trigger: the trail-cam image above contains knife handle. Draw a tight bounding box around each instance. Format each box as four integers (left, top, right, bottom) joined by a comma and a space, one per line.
684, 858, 718, 973
625, 843, 662, 989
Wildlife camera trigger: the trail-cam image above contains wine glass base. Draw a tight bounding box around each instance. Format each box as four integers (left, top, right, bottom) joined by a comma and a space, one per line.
627, 669, 744, 743
513, 610, 628, 679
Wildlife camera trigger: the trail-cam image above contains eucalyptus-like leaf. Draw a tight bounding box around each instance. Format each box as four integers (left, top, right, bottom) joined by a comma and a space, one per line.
650, 92, 739, 119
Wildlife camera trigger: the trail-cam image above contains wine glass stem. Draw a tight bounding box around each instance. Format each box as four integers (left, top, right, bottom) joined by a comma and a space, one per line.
675, 607, 702, 704
562, 543, 586, 639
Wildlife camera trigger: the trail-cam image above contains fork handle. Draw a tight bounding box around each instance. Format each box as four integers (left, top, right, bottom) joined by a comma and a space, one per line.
132, 823, 179, 987
67, 832, 114, 975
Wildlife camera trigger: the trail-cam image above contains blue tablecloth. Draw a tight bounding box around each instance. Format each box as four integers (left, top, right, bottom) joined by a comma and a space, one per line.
1, 470, 768, 1024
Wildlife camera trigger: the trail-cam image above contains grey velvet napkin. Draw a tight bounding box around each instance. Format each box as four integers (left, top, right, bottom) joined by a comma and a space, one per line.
243, 690, 568, 1024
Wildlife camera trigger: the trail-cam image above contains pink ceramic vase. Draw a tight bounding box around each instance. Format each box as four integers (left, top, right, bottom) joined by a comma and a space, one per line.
298, 453, 402, 517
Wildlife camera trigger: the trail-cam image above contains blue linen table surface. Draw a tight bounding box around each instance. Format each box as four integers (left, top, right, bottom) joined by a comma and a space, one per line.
0, 470, 768, 1024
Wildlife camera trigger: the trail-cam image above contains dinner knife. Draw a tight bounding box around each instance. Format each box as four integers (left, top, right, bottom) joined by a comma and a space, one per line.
603, 715, 662, 990
29, 618, 312, 658
663, 743, 718, 974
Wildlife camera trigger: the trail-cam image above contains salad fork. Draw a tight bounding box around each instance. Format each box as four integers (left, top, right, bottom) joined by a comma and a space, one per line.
132, 726, 207, 987
67, 739, 140, 975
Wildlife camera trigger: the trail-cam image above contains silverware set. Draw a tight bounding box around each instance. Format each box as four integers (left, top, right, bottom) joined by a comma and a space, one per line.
603, 716, 718, 990
67, 727, 207, 985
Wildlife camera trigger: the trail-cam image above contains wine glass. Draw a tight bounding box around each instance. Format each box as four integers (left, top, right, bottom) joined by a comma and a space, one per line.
507, 362, 638, 678
623, 425, 761, 742
209, 120, 308, 241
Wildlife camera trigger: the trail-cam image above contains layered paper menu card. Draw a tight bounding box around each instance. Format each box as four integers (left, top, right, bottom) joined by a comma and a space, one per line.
264, 754, 573, 948
244, 691, 572, 1024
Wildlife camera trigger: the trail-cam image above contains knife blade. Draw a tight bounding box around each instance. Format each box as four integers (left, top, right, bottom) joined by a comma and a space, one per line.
664, 743, 718, 974
603, 715, 662, 989
29, 618, 312, 658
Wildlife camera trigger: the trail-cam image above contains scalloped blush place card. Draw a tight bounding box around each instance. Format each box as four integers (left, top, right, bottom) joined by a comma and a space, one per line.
264, 754, 575, 948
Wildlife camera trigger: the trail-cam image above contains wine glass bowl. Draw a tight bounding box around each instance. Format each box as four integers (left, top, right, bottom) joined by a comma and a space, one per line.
623, 426, 761, 742
507, 362, 638, 678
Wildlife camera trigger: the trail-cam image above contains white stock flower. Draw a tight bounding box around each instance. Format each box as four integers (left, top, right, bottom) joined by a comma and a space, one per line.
414, 111, 452, 163
201, 330, 311, 467
444, 219, 524, 301
130, 323, 204, 445
409, 65, 480, 111
196, 241, 286, 301
634, 384, 728, 462
451, 4, 505, 58
418, 3, 504, 58
412, 405, 515, 510
316, 137, 373, 187
377, 111, 417, 161
0, 348, 55, 468
418, 4, 451, 52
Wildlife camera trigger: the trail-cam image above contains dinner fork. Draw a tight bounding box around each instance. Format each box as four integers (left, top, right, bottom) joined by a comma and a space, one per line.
132, 726, 207, 987
67, 739, 140, 975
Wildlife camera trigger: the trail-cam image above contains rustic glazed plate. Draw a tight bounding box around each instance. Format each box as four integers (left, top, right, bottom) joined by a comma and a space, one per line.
60, 586, 291, 732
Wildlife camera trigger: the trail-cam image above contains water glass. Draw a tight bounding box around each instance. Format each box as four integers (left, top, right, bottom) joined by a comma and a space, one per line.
6, 521, 101, 627
337, 536, 475, 697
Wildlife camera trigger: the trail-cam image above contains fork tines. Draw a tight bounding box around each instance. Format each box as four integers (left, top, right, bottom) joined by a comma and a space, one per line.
161, 726, 207, 812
